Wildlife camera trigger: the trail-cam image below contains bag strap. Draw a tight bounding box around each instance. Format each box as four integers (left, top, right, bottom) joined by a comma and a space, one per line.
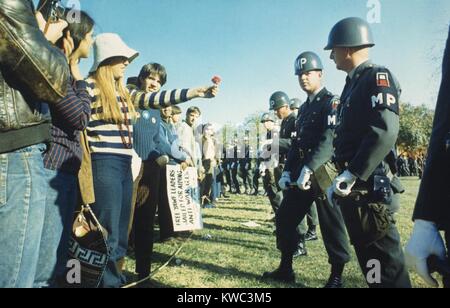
82, 204, 107, 237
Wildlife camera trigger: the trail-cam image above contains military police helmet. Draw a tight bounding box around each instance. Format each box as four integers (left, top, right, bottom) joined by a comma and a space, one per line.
295, 51, 323, 75
324, 17, 375, 50
269, 91, 290, 111
260, 112, 275, 123
290, 98, 301, 110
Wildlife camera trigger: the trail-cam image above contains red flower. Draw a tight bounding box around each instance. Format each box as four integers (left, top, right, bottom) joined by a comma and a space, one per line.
211, 75, 222, 85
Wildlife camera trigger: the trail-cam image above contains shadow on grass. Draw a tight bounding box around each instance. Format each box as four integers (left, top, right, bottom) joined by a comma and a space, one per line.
222, 206, 263, 212
203, 213, 272, 224
190, 234, 272, 252
151, 251, 307, 288
203, 222, 273, 237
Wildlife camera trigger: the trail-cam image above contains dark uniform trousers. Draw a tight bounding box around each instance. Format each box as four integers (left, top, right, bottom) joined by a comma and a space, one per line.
276, 174, 352, 266
263, 165, 284, 213
337, 191, 411, 288
252, 165, 260, 193
231, 163, 241, 193
240, 164, 253, 192
223, 162, 232, 191
298, 203, 319, 234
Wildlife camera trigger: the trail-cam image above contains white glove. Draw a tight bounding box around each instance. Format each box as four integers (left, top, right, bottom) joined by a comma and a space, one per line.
259, 164, 266, 177
405, 220, 447, 287
296, 166, 313, 191
332, 170, 357, 197
278, 171, 291, 191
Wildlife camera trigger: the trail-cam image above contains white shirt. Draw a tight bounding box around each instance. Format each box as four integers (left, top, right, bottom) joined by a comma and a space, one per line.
176, 121, 199, 166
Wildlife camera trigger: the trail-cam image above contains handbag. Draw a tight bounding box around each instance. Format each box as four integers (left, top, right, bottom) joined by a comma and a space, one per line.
67, 205, 109, 288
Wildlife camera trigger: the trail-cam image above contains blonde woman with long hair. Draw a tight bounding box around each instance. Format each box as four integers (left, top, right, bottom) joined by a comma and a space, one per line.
86, 33, 139, 288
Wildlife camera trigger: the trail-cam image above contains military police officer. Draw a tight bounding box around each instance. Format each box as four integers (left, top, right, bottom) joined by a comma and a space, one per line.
290, 98, 301, 117
239, 133, 254, 194
292, 97, 321, 244
263, 52, 352, 287
405, 26, 450, 288
222, 142, 234, 193
325, 17, 411, 288
263, 92, 297, 214
259, 112, 281, 212
231, 135, 242, 194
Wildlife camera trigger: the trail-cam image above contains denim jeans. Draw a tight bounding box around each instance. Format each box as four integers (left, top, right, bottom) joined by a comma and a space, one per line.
0, 144, 48, 288
34, 169, 78, 288
91, 155, 132, 288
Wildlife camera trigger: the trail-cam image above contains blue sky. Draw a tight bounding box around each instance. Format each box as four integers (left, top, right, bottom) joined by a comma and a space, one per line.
48, 0, 449, 126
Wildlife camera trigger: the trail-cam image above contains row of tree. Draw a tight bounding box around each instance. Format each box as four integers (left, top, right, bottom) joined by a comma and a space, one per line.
398, 103, 435, 155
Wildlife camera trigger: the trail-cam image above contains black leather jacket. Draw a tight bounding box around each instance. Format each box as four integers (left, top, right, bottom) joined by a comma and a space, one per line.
0, 0, 69, 153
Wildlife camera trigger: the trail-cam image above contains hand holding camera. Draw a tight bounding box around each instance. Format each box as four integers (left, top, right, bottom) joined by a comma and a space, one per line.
36, 0, 68, 43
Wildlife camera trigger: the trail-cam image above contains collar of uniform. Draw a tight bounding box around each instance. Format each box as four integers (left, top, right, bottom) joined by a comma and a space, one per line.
282, 112, 296, 124
307, 87, 329, 104
308, 86, 325, 103
348, 60, 373, 80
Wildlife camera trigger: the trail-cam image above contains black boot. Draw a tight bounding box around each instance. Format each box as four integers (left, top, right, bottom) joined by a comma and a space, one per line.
293, 238, 308, 258
305, 227, 318, 241
262, 253, 295, 283
323, 263, 344, 288
262, 268, 295, 283
324, 275, 343, 288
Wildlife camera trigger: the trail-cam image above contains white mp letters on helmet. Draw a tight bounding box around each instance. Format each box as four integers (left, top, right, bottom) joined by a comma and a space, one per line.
300, 58, 307, 68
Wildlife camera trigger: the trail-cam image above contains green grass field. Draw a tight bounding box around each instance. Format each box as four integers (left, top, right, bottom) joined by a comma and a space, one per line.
123, 177, 435, 288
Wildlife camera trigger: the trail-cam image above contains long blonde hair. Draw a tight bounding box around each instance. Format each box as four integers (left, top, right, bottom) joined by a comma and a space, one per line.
90, 64, 137, 124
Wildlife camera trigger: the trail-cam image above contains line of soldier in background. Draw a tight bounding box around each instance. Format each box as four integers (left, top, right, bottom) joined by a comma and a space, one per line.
260, 17, 415, 288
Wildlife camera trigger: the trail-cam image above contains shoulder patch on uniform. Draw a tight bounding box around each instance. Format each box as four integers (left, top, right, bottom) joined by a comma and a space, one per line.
331, 98, 340, 110
376, 72, 390, 87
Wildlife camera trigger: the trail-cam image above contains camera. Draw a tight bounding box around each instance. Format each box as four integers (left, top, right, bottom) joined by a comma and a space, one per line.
37, 0, 66, 23
373, 175, 392, 204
